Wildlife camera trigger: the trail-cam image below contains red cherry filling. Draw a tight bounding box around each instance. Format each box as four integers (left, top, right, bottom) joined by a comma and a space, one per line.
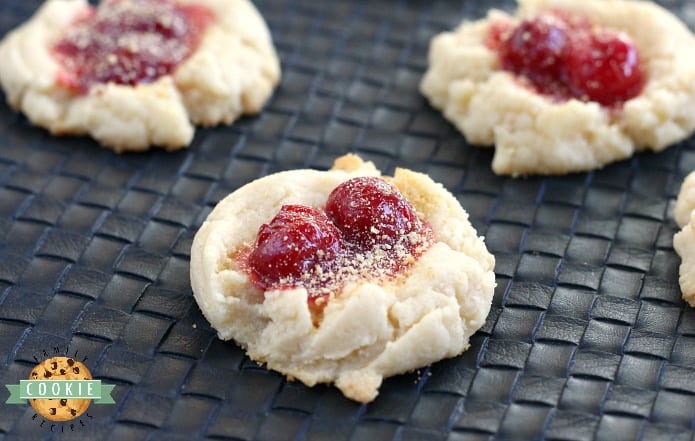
498, 13, 570, 89
51, 0, 214, 92
565, 30, 645, 105
491, 11, 645, 106
325, 177, 420, 248
247, 205, 343, 290
241, 177, 434, 304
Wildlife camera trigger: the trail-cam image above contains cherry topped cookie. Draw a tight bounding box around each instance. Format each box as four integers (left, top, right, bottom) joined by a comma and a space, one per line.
190, 154, 496, 402
420, 0, 695, 176
0, 0, 280, 152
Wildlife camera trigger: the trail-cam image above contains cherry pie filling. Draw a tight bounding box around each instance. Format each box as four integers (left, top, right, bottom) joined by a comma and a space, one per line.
51, 0, 214, 92
238, 177, 435, 311
486, 10, 646, 107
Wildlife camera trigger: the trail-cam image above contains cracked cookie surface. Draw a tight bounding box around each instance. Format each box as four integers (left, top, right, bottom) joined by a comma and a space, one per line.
190, 154, 496, 402
420, 0, 695, 176
0, 0, 280, 152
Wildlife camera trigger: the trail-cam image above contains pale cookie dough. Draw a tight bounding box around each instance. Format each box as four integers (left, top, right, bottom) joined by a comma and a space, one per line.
190, 154, 496, 402
0, 0, 280, 152
420, 0, 695, 176
673, 171, 695, 307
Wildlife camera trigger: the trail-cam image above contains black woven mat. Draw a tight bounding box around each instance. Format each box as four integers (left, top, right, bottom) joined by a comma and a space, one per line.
2, 0, 695, 440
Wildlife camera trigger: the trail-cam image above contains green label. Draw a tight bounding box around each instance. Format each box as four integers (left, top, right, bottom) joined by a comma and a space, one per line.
6, 380, 115, 404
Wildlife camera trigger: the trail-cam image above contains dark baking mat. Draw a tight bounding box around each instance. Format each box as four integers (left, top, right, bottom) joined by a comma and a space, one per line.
2, 0, 695, 440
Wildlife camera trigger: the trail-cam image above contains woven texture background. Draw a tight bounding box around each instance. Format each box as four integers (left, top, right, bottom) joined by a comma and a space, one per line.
2, 0, 695, 440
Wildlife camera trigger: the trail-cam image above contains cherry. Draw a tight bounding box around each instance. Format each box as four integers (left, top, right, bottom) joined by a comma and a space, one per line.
52, 0, 213, 92
492, 11, 645, 106
242, 177, 433, 304
565, 30, 645, 106
325, 177, 420, 249
499, 13, 570, 89
247, 205, 343, 290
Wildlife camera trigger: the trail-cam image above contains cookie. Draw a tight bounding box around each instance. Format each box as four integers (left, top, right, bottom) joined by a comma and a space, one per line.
420, 0, 695, 176
28, 357, 92, 422
673, 171, 695, 306
190, 154, 496, 402
0, 0, 280, 152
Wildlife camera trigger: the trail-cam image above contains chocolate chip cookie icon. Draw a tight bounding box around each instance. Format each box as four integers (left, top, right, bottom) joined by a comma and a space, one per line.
28, 357, 92, 422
